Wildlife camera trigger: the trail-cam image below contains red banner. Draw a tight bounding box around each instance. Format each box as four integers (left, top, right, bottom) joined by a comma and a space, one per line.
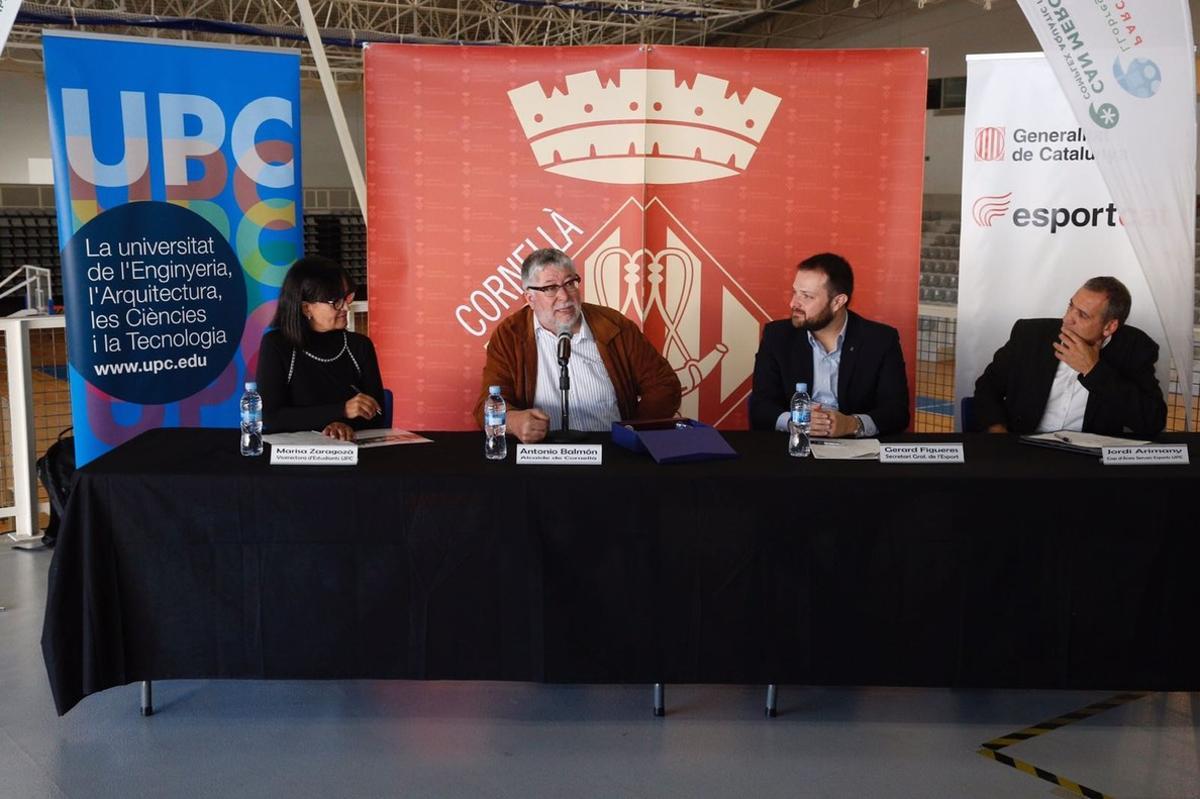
365, 45, 926, 429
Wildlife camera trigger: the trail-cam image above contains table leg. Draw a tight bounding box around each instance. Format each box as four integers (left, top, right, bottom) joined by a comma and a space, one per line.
765, 684, 778, 718
140, 681, 154, 717
652, 683, 665, 717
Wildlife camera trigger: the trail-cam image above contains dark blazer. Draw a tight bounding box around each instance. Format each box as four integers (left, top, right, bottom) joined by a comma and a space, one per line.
972, 318, 1166, 435
749, 310, 910, 434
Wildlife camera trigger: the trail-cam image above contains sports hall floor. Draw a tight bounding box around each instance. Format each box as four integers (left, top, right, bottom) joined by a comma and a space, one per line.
2, 547, 1196, 799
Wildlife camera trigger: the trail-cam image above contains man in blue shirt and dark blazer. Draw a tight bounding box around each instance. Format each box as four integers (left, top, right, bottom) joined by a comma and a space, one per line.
749, 252, 910, 437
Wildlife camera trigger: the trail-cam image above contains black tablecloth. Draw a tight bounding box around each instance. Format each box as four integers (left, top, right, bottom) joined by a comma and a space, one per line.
42, 429, 1200, 714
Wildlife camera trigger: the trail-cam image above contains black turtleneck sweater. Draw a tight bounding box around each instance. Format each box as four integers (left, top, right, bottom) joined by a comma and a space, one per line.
256, 328, 385, 433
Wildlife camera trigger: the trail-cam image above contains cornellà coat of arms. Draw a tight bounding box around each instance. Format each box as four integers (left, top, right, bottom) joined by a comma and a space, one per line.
509, 68, 779, 422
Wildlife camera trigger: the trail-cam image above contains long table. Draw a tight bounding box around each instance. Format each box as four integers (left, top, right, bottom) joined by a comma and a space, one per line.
42, 429, 1200, 714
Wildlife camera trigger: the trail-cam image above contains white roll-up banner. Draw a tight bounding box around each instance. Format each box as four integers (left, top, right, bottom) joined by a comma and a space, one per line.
0, 0, 23, 56
1013, 0, 1196, 428
956, 53, 1169, 426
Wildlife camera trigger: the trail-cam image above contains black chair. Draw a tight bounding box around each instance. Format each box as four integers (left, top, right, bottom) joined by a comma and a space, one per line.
382, 388, 394, 428
960, 395, 976, 432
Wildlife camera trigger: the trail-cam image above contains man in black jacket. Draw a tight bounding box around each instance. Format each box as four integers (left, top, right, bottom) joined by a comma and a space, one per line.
972, 276, 1166, 436
750, 253, 910, 437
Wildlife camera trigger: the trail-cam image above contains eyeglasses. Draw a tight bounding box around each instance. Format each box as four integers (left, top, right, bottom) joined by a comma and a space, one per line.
316, 292, 356, 311
525, 276, 582, 296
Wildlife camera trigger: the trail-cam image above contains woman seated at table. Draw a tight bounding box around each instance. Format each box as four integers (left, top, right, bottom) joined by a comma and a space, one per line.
256, 256, 384, 441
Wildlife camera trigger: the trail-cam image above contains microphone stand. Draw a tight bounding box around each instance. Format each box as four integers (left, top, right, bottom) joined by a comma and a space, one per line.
547, 332, 587, 443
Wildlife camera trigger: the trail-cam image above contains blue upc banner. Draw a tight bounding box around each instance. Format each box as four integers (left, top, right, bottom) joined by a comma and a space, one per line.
43, 32, 303, 465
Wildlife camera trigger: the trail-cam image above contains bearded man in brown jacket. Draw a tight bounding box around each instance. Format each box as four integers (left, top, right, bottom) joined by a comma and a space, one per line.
473, 248, 681, 443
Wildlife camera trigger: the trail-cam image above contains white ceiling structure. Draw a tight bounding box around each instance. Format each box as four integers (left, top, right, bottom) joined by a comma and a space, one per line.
5, 0, 999, 80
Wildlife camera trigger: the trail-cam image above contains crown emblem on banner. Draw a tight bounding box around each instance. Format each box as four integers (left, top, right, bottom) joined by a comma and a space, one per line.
508, 69, 781, 185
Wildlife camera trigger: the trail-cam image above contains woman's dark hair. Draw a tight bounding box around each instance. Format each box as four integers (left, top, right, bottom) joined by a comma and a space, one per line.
272, 256, 353, 346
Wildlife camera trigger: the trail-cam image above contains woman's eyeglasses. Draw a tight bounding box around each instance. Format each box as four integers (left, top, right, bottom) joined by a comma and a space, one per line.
316, 292, 356, 311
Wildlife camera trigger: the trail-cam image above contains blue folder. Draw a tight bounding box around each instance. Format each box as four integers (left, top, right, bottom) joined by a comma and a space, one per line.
611, 419, 739, 464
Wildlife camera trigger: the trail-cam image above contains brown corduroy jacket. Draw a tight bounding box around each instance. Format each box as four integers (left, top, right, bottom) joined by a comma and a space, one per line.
472, 303, 682, 427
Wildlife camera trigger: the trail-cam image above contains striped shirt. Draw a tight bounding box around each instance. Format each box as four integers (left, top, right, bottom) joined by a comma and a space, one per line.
532, 316, 621, 431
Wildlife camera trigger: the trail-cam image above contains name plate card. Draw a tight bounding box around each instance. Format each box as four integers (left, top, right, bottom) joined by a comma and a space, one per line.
879, 443, 965, 464
1101, 445, 1189, 466
516, 444, 603, 466
270, 444, 358, 466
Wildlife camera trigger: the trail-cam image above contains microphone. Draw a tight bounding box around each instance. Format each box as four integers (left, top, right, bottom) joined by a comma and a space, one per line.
548, 322, 584, 442
556, 326, 572, 365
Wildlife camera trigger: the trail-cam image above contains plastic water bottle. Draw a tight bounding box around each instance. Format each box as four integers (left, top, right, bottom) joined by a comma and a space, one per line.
484, 385, 507, 460
240, 381, 263, 456
788, 382, 811, 458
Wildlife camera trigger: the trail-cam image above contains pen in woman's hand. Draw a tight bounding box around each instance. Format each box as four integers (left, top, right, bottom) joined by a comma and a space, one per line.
351, 384, 382, 417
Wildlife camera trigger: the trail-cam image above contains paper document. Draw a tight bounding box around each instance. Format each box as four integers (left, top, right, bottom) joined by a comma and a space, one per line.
264, 429, 431, 448
810, 438, 880, 460
263, 431, 353, 448
355, 429, 433, 448
1021, 431, 1150, 455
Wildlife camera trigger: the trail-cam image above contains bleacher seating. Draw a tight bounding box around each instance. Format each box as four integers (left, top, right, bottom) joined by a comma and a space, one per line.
0, 209, 62, 303
919, 210, 960, 306
303, 212, 367, 293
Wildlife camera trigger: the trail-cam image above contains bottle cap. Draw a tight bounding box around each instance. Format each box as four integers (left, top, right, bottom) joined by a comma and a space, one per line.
245, 381, 257, 391
489, 385, 501, 395
796, 382, 807, 393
